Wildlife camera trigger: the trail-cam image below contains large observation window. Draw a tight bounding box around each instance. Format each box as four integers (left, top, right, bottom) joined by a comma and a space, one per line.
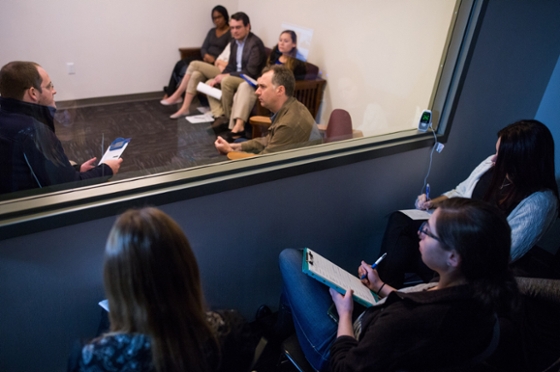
0, 0, 484, 238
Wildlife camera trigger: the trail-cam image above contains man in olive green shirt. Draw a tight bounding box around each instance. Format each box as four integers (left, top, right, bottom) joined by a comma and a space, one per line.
214, 65, 318, 155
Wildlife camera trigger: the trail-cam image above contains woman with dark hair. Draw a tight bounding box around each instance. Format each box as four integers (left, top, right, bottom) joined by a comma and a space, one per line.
378, 119, 559, 287
279, 198, 519, 371
225, 30, 307, 139
162, 5, 231, 99
73, 208, 251, 372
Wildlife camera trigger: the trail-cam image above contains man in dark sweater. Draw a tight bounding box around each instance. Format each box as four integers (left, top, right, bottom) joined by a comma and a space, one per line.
206, 12, 266, 132
0, 61, 122, 195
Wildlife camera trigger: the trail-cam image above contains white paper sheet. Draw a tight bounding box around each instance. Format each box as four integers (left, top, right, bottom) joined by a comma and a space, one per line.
196, 82, 222, 100
186, 113, 213, 124
399, 209, 432, 220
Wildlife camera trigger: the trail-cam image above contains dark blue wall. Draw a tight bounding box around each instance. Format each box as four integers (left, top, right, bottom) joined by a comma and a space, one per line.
1, 1, 560, 371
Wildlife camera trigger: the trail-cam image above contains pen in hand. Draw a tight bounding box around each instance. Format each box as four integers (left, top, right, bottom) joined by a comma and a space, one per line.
426, 183, 430, 201
360, 253, 387, 279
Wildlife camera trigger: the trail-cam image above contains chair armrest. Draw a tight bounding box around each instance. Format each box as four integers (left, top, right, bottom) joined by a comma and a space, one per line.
179, 47, 202, 61
227, 151, 256, 160
249, 116, 272, 139
249, 116, 272, 128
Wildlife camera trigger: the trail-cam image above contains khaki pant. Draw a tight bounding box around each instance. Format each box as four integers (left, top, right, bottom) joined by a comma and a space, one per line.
208, 75, 244, 119
185, 61, 221, 95
228, 81, 258, 129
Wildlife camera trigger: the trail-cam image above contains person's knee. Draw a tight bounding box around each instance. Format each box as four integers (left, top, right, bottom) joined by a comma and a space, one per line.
221, 76, 242, 92
186, 61, 203, 74
279, 248, 301, 276
387, 210, 412, 226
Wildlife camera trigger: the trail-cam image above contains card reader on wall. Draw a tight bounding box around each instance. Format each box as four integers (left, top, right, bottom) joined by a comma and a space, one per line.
418, 110, 432, 132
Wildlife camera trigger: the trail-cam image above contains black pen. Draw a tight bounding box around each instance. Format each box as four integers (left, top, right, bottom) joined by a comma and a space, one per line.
360, 253, 387, 279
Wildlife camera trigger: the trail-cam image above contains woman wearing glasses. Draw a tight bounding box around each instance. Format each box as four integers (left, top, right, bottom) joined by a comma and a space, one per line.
378, 119, 559, 288
278, 198, 519, 371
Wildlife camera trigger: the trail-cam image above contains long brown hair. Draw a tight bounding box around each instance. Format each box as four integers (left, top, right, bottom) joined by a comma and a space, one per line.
104, 207, 218, 372
484, 120, 559, 214
436, 198, 519, 315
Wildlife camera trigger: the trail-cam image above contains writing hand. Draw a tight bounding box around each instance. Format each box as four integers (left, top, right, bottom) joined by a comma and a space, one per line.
359, 261, 383, 291
415, 193, 431, 210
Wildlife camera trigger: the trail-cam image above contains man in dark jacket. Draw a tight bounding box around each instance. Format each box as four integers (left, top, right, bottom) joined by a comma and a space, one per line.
0, 61, 122, 195
206, 12, 266, 133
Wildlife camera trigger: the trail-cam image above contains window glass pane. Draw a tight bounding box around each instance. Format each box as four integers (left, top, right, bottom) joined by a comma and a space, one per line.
0, 0, 465, 204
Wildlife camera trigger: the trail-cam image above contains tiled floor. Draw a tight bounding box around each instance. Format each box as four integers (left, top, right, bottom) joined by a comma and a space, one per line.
54, 99, 225, 181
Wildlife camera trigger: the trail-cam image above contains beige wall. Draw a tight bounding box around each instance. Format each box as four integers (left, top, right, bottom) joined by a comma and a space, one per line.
240, 0, 456, 133
0, 0, 238, 101
1, 0, 454, 134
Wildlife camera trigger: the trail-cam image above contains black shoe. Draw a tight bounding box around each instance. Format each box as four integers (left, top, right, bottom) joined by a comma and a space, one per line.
256, 305, 273, 321
211, 116, 229, 135
225, 130, 245, 143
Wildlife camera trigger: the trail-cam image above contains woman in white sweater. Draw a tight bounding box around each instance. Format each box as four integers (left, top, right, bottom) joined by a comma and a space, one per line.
378, 119, 559, 287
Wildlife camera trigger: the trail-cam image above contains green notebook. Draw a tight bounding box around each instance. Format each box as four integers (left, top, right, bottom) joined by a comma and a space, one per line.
302, 248, 379, 308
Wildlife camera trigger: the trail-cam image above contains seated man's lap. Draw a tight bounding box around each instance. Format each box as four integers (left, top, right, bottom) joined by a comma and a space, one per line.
221, 75, 244, 91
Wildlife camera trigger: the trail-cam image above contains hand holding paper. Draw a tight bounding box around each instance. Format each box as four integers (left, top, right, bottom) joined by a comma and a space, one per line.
196, 82, 222, 100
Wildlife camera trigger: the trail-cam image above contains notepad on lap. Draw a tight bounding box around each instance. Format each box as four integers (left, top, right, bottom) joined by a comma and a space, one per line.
398, 209, 432, 220
302, 248, 379, 307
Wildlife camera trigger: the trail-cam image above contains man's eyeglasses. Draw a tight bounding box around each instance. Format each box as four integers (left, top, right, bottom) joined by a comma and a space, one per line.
418, 221, 441, 242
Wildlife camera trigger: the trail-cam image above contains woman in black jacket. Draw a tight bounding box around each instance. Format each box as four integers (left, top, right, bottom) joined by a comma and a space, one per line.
279, 198, 519, 371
